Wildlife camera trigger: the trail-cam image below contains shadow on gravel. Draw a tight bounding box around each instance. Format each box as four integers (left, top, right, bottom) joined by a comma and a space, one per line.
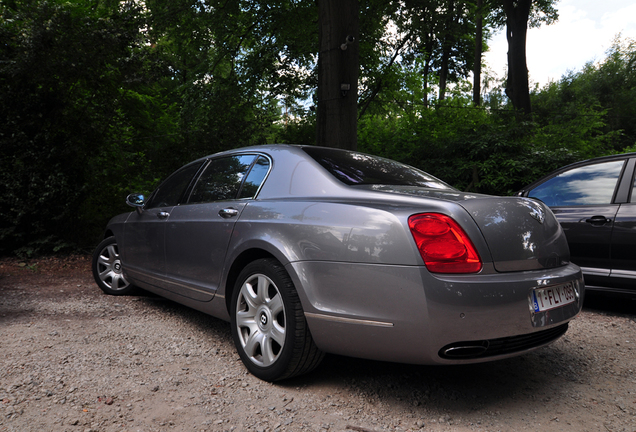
583, 291, 636, 317
121, 287, 618, 422
277, 337, 589, 418
280, 347, 588, 418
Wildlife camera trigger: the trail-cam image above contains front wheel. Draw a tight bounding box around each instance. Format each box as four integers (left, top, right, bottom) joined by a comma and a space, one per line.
230, 259, 324, 381
92, 236, 136, 296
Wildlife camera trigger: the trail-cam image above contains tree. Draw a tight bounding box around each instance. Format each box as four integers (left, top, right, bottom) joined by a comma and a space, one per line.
501, 0, 532, 114
473, 0, 483, 105
144, 0, 312, 162
585, 36, 636, 150
358, 0, 482, 112
531, 35, 636, 152
494, 0, 557, 115
0, 0, 161, 255
435, 0, 475, 101
316, 0, 359, 150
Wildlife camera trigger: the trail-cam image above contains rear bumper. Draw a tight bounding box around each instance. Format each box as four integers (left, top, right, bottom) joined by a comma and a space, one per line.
288, 261, 584, 365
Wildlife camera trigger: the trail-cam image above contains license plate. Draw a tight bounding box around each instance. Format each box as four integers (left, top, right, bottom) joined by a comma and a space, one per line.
531, 283, 576, 312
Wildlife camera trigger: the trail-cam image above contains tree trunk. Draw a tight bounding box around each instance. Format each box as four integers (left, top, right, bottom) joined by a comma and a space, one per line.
316, 0, 360, 150
438, 50, 449, 101
438, 0, 455, 101
502, 0, 532, 116
472, 0, 482, 106
423, 55, 432, 108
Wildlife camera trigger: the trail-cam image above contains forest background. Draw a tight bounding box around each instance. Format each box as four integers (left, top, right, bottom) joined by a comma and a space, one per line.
1, 0, 635, 257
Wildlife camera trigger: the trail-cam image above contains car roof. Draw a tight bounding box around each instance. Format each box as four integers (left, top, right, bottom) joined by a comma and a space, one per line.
193, 144, 309, 160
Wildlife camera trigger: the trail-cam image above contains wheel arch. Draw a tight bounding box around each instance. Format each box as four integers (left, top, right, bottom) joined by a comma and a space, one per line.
224, 248, 279, 314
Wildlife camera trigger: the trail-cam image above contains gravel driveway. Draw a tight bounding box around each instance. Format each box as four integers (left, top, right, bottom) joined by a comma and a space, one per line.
1, 255, 635, 432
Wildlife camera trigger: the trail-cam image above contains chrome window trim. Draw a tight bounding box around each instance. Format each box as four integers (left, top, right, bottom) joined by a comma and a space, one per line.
580, 267, 611, 277
610, 269, 636, 279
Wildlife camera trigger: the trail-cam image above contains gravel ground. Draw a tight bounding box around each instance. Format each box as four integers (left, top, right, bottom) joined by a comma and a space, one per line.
1, 255, 635, 432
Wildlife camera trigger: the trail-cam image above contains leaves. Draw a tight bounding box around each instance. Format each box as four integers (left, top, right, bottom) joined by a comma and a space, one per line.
1, 1, 634, 255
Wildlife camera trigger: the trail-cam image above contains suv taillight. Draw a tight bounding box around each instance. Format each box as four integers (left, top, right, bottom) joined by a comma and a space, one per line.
408, 213, 482, 274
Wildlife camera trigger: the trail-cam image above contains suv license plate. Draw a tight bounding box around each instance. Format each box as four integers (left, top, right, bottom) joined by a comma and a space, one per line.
531, 283, 576, 312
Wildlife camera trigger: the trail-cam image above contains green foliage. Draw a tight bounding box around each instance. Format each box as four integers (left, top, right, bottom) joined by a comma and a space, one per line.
354, 35, 634, 197
1, 1, 136, 254
488, 0, 559, 29
359, 73, 618, 196
0, 0, 310, 255
531, 36, 636, 152
142, 0, 315, 163
271, 113, 317, 145
1, 0, 634, 257
359, 0, 484, 113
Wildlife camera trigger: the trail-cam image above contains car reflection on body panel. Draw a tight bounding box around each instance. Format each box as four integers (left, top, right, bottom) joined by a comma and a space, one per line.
93, 144, 584, 381
517, 152, 636, 296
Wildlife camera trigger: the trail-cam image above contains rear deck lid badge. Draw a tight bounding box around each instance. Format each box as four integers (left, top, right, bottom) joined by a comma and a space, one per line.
527, 201, 545, 224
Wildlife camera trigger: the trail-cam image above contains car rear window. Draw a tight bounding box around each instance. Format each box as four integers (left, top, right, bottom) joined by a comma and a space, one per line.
303, 147, 451, 189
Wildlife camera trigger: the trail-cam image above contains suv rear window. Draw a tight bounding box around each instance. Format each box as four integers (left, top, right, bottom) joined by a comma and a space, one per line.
303, 147, 451, 189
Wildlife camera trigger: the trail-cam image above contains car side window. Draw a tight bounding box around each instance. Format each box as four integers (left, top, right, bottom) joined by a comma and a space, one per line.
145, 161, 204, 209
188, 155, 256, 204
238, 156, 270, 199
528, 160, 625, 206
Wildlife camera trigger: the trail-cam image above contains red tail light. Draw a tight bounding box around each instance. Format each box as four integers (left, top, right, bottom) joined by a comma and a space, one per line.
408, 213, 482, 273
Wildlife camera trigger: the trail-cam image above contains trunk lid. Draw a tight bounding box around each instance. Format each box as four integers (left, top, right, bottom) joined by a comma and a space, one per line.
457, 196, 570, 272
358, 186, 570, 272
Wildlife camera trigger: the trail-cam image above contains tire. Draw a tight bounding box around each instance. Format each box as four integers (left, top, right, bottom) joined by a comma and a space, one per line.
230, 258, 324, 381
92, 236, 136, 296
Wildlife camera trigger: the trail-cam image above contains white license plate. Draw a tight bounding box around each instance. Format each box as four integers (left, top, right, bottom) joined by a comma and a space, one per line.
531, 283, 576, 312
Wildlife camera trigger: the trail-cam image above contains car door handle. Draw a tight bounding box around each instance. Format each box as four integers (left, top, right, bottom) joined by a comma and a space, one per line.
157, 211, 170, 219
219, 208, 239, 218
585, 216, 611, 225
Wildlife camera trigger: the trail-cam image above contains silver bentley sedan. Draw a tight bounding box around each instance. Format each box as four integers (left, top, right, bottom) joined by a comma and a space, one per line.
92, 144, 584, 381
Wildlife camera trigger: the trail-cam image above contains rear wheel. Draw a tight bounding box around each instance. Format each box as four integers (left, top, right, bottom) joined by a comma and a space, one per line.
92, 237, 136, 296
230, 258, 324, 381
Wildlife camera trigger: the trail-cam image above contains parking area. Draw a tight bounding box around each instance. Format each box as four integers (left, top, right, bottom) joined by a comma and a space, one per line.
1, 256, 635, 432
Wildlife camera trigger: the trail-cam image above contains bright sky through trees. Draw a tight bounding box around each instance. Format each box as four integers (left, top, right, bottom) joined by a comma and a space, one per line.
485, 0, 636, 87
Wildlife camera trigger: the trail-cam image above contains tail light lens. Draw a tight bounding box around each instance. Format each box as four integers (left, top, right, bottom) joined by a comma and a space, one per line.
408, 213, 482, 273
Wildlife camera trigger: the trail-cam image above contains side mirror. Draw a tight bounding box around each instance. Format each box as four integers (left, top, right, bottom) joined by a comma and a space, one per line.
126, 193, 145, 214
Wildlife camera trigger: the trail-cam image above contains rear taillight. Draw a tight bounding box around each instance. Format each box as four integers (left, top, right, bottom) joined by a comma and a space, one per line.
408, 213, 482, 274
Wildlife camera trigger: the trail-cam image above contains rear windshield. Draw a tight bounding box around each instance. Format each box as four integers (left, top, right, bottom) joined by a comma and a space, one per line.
303, 147, 452, 189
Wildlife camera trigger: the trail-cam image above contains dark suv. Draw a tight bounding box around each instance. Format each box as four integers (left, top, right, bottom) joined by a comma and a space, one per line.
517, 153, 636, 295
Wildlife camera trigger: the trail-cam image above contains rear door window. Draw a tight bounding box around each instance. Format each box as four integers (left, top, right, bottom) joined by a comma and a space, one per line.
188, 155, 256, 204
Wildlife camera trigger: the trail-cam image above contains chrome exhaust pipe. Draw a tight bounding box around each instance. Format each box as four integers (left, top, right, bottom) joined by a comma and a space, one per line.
441, 341, 489, 358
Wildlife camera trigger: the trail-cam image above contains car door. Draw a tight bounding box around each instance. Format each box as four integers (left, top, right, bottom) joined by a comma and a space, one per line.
122, 161, 205, 286
163, 154, 271, 301
607, 158, 636, 291
526, 159, 627, 287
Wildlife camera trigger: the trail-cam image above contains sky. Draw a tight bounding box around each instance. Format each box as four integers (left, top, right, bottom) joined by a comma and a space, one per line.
484, 0, 636, 88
